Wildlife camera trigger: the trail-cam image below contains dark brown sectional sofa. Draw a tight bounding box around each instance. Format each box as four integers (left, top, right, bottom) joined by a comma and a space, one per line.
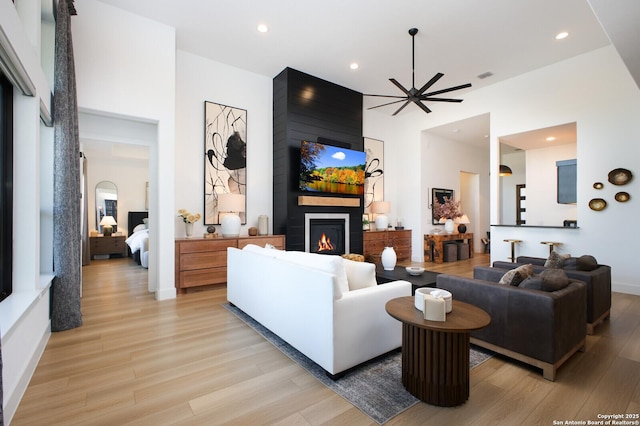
436, 266, 586, 381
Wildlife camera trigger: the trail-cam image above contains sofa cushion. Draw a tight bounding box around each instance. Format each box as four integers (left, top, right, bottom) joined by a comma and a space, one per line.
540, 269, 570, 291
343, 259, 377, 291
577, 255, 599, 271
499, 263, 534, 286
544, 251, 571, 269
274, 251, 349, 298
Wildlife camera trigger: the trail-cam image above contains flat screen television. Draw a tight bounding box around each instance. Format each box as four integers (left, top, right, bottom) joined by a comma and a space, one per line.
299, 140, 366, 195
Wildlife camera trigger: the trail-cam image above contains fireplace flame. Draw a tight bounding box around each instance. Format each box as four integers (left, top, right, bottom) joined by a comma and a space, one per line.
317, 233, 335, 252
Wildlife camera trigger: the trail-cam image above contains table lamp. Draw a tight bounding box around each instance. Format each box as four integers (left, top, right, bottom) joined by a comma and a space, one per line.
99, 215, 117, 236
371, 201, 391, 231
218, 193, 245, 237
455, 214, 470, 233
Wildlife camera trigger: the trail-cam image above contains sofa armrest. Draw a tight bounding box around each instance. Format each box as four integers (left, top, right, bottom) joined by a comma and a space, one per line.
332, 280, 412, 372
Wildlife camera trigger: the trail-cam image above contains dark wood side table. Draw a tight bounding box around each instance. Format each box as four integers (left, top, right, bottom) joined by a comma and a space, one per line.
385, 297, 491, 406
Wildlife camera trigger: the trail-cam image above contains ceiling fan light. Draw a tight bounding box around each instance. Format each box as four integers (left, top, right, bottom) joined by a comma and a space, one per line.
499, 165, 513, 176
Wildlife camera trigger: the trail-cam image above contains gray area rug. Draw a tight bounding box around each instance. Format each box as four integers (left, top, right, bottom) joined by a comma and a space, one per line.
224, 303, 493, 424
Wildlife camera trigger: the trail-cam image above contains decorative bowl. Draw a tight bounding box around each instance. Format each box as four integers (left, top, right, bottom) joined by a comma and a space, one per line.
405, 266, 425, 276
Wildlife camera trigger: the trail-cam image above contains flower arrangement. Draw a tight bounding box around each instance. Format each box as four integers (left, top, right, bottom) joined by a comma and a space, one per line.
433, 197, 462, 220
178, 209, 201, 223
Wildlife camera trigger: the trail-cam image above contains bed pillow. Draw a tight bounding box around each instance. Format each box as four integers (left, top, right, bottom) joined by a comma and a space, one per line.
142, 218, 149, 228
133, 223, 146, 233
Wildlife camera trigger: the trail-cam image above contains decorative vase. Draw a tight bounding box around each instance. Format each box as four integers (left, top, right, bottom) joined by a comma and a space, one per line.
185, 222, 194, 238
258, 215, 269, 235
444, 219, 455, 234
381, 246, 397, 271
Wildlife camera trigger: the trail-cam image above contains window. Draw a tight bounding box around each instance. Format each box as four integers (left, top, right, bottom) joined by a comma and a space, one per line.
1, 72, 13, 302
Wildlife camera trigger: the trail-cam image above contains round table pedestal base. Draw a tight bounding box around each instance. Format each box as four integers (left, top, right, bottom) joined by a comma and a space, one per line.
402, 324, 470, 406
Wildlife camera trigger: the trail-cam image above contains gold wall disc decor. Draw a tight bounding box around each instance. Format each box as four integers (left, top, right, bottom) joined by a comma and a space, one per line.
615, 192, 630, 202
588, 198, 607, 211
608, 168, 632, 185
593, 182, 604, 189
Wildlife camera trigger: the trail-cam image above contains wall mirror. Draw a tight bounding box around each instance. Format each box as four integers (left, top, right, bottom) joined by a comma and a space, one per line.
499, 122, 577, 226
431, 188, 455, 225
96, 181, 118, 233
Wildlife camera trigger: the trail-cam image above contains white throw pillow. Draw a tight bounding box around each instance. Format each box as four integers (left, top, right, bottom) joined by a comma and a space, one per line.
343, 259, 377, 291
242, 243, 278, 258
275, 251, 349, 298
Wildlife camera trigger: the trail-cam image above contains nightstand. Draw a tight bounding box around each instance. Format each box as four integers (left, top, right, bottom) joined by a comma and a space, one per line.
90, 236, 128, 259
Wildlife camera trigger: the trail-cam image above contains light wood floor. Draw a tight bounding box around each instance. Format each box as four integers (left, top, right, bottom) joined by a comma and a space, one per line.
12, 254, 640, 425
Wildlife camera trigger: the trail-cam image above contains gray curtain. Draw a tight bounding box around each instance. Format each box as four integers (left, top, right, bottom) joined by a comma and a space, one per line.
52, 0, 82, 331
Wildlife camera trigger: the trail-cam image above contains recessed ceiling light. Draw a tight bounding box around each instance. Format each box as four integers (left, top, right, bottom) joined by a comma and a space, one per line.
555, 32, 569, 40
350, 63, 359, 70
546, 136, 556, 141
257, 24, 269, 33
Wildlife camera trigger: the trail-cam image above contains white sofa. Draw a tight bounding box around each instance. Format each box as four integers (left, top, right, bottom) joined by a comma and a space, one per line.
227, 244, 412, 377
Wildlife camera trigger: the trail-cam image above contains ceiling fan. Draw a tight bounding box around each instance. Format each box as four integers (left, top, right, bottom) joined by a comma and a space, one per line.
364, 28, 471, 115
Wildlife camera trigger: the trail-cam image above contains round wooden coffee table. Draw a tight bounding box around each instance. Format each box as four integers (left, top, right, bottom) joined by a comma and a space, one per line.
385, 296, 491, 406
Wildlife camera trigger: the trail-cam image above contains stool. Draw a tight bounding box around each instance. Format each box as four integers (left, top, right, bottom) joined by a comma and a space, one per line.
457, 242, 470, 260
541, 241, 562, 254
443, 242, 458, 262
503, 239, 522, 262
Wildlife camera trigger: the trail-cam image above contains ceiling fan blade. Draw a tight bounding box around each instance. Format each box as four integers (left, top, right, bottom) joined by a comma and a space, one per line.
389, 78, 411, 96
420, 97, 464, 103
416, 72, 444, 95
423, 83, 472, 97
363, 94, 408, 99
413, 100, 432, 114
392, 101, 411, 116
367, 99, 408, 110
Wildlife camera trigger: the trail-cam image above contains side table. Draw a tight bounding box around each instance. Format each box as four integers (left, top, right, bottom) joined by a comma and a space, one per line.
385, 297, 490, 406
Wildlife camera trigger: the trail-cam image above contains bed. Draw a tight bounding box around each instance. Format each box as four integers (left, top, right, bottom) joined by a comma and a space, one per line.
126, 211, 149, 268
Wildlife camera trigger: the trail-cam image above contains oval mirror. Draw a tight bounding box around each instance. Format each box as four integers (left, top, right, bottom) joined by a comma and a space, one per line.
96, 181, 118, 234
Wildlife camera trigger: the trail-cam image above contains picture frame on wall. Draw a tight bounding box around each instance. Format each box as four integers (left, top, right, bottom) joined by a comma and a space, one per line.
432, 188, 454, 225
364, 137, 384, 212
204, 101, 247, 225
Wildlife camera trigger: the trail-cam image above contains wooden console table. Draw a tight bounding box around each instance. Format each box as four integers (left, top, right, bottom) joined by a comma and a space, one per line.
385, 297, 490, 406
363, 229, 411, 264
424, 232, 473, 263
175, 235, 285, 293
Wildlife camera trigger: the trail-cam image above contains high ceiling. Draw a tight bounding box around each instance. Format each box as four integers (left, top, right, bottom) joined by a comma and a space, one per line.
94, 0, 614, 115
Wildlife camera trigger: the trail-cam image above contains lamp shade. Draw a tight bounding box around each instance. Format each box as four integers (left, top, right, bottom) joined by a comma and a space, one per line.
454, 214, 470, 224
99, 215, 117, 226
370, 201, 390, 214
499, 165, 513, 176
218, 193, 245, 213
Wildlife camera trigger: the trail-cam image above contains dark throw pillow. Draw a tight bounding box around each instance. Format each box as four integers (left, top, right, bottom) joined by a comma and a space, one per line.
519, 276, 543, 291
544, 251, 570, 269
577, 255, 598, 271
540, 269, 570, 291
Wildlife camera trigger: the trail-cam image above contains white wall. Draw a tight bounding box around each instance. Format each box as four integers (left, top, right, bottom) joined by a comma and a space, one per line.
72, 0, 176, 299
366, 45, 640, 295
175, 51, 273, 238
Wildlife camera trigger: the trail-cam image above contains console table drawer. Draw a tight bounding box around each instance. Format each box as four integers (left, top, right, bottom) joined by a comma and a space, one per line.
180, 268, 227, 288
179, 239, 237, 254
180, 251, 227, 270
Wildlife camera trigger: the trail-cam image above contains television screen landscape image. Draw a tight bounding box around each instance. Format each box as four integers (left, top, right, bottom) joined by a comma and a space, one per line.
299, 140, 366, 195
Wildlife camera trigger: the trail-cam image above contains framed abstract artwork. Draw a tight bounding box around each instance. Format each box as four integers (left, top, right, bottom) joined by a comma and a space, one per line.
364, 137, 384, 212
204, 101, 247, 225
